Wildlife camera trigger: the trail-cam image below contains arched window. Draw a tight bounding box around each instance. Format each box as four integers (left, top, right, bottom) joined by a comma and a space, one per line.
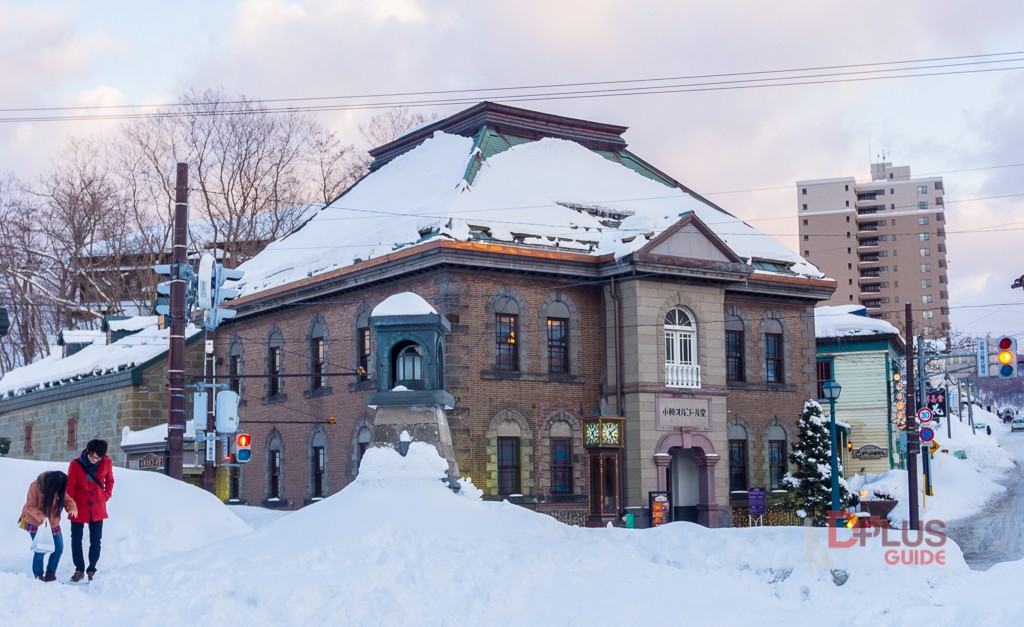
725, 311, 745, 383
266, 326, 285, 400
728, 422, 748, 493
355, 305, 371, 382
309, 427, 328, 499
664, 307, 700, 388
762, 316, 785, 384
308, 314, 328, 392
356, 425, 372, 473
497, 419, 522, 495
766, 423, 788, 491
495, 295, 519, 372
267, 430, 284, 501
228, 335, 244, 395
393, 341, 424, 389
546, 301, 570, 374
550, 420, 573, 494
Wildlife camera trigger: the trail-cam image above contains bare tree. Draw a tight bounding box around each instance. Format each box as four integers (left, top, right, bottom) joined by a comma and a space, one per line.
359, 108, 433, 148
120, 88, 361, 266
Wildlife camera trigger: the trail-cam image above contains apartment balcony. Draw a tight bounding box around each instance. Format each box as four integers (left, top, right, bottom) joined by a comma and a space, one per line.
856, 191, 881, 201
859, 254, 880, 264
665, 363, 701, 389
858, 238, 879, 247
860, 269, 881, 278
862, 299, 882, 309
860, 285, 881, 294
858, 222, 879, 232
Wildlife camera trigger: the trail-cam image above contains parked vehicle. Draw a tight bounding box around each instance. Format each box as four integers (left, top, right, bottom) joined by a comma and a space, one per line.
1011, 417, 1024, 432
999, 408, 1017, 424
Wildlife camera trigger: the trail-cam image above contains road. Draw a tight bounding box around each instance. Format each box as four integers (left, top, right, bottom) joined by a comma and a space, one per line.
945, 432, 1024, 570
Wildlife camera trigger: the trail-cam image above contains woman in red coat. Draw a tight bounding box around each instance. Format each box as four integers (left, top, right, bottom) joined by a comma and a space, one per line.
66, 439, 114, 584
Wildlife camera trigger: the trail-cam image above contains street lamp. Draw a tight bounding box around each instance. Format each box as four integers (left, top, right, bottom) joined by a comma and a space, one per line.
822, 379, 843, 523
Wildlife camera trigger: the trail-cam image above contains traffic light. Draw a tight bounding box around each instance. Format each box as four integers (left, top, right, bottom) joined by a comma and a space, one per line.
153, 262, 196, 316
996, 336, 1017, 378
196, 252, 246, 330
235, 433, 252, 463
215, 390, 240, 433
892, 369, 906, 416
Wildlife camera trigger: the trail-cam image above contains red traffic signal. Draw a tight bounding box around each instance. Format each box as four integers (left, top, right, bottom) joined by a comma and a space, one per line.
235, 432, 252, 463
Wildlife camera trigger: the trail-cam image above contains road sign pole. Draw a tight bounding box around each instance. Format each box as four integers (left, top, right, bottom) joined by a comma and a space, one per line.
904, 304, 921, 531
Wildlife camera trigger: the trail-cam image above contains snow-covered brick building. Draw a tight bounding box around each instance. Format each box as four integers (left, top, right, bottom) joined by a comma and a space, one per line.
216, 102, 836, 526
0, 316, 204, 470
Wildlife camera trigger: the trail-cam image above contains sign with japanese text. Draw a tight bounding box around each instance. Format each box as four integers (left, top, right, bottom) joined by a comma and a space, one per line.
655, 397, 710, 429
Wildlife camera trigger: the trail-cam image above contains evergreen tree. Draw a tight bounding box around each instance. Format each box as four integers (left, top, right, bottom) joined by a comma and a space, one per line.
783, 399, 851, 525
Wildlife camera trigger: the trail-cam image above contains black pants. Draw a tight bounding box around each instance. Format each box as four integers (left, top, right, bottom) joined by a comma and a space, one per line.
70, 520, 103, 573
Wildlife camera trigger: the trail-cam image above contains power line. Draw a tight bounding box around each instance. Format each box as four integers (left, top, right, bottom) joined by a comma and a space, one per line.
3, 55, 1024, 124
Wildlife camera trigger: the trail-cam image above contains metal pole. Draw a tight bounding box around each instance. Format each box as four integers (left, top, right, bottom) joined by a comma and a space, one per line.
967, 383, 976, 433
904, 304, 920, 530
829, 395, 841, 520
203, 330, 217, 493
885, 358, 895, 470
166, 163, 188, 481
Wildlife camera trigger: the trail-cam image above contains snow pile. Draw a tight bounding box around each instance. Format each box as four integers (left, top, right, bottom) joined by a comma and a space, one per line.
852, 405, 1015, 526
3, 443, 1023, 625
371, 291, 438, 317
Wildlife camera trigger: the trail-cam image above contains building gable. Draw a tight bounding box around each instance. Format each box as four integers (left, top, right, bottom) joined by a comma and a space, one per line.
640, 212, 742, 264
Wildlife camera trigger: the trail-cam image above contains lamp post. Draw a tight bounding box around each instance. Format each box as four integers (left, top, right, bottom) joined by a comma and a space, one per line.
822, 379, 843, 523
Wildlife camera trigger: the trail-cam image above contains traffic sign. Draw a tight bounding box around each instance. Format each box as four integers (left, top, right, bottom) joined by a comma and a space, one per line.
917, 408, 934, 423
920, 427, 935, 442
929, 440, 940, 455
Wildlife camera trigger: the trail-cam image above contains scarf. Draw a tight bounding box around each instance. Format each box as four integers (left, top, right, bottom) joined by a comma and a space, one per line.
79, 450, 100, 475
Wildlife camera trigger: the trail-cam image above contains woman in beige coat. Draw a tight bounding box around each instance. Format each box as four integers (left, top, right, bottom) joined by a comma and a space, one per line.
21, 471, 78, 581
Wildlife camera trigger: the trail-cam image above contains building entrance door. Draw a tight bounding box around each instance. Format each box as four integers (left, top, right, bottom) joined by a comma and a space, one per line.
670, 447, 699, 523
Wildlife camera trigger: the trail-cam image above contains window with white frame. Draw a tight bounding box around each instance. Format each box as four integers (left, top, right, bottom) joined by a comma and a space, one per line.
664, 308, 699, 388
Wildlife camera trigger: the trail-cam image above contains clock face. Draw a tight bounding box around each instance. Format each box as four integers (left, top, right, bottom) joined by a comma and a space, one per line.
602, 421, 620, 446
584, 422, 600, 446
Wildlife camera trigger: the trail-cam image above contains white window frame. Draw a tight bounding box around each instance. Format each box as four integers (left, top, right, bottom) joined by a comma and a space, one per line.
664, 308, 700, 388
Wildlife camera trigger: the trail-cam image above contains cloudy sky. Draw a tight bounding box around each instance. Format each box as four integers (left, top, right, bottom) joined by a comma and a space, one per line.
2, 0, 1023, 340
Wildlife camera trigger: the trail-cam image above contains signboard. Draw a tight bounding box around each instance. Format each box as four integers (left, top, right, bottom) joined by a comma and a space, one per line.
977, 339, 990, 377
852, 444, 888, 460
747, 487, 767, 515
917, 408, 934, 423
920, 427, 935, 442
925, 388, 948, 422
205, 432, 216, 463
138, 453, 164, 471
649, 491, 672, 527
899, 431, 908, 455
655, 397, 710, 429
929, 440, 941, 455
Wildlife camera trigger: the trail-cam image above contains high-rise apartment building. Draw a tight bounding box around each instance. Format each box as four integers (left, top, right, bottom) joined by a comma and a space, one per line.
797, 162, 950, 337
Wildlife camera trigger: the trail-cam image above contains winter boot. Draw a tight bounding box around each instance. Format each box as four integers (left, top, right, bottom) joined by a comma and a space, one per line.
86, 568, 96, 581
42, 572, 57, 582
69, 570, 85, 584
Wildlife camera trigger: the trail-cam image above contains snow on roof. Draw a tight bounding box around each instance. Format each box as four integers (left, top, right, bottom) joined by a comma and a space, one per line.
234, 131, 822, 297
108, 316, 160, 332
0, 319, 201, 398
59, 329, 105, 345
371, 292, 437, 317
121, 419, 197, 447
815, 305, 900, 339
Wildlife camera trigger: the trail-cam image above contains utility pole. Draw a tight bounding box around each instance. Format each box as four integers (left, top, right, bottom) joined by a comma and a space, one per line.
203, 330, 216, 492
904, 303, 921, 530
166, 163, 189, 481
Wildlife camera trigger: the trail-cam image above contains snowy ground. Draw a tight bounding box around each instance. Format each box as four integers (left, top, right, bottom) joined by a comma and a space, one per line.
1, 408, 1021, 626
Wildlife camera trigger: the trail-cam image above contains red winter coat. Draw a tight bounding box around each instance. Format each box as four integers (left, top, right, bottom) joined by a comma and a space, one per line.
67, 454, 114, 523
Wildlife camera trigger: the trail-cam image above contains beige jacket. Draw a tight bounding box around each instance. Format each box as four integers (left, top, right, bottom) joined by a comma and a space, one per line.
20, 473, 77, 529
